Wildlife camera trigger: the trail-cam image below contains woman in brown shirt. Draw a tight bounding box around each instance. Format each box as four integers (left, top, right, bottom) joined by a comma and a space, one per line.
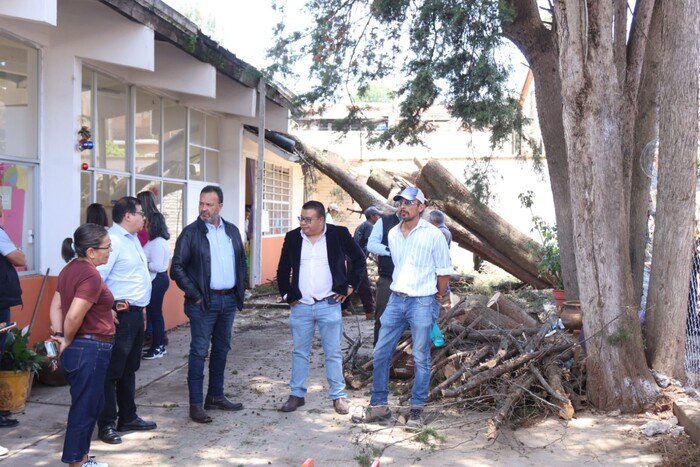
48, 223, 115, 467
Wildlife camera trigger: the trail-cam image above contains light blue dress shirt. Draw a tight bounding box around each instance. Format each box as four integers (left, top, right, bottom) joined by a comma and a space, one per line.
97, 223, 152, 307
206, 221, 235, 290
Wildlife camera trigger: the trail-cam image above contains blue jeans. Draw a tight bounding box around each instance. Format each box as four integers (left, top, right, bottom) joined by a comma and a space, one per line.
61, 338, 113, 464
147, 272, 170, 350
185, 293, 236, 405
288, 298, 346, 400
370, 293, 439, 407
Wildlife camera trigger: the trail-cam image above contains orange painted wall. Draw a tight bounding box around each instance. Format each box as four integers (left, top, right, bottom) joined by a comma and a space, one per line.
261, 236, 284, 285
14, 238, 287, 347
16, 270, 190, 347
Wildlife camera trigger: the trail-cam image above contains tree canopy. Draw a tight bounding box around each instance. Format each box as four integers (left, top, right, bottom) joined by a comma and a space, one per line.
269, 0, 700, 411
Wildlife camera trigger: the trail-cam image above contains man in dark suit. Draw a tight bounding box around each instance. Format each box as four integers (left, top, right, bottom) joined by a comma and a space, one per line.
277, 200, 366, 415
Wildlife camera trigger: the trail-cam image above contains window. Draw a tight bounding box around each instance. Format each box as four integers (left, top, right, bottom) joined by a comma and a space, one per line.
80, 68, 220, 248
135, 89, 161, 176
0, 35, 38, 272
262, 162, 291, 236
0, 37, 38, 159
189, 110, 219, 182
0, 163, 36, 271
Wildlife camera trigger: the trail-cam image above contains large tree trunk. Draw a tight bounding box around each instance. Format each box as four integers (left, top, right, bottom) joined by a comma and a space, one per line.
416, 159, 551, 287
629, 2, 662, 305
502, 0, 580, 300
644, 0, 699, 381
554, 1, 657, 411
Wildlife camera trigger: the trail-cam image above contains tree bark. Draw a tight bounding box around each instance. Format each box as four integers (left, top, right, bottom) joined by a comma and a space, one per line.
502, 0, 580, 300
629, 1, 662, 305
644, 0, 699, 381
554, 0, 657, 411
416, 159, 550, 286
366, 168, 395, 199
487, 292, 538, 328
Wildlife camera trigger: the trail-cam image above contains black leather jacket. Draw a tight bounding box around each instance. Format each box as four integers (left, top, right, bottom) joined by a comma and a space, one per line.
170, 217, 247, 312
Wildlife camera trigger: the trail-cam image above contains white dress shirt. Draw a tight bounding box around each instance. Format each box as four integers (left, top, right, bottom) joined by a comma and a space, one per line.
97, 223, 152, 307
297, 227, 334, 305
388, 218, 453, 297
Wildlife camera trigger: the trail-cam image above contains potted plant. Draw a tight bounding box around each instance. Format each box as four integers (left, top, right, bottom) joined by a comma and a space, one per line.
0, 326, 47, 411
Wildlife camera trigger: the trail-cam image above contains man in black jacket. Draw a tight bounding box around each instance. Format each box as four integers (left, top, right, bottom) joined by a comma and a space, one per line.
171, 185, 248, 424
277, 200, 365, 415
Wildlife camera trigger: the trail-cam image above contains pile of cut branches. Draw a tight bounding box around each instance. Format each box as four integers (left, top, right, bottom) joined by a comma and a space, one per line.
344, 292, 585, 440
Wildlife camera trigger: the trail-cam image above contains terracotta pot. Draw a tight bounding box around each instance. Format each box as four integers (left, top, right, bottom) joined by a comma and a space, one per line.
552, 289, 567, 310
561, 300, 583, 331
0, 370, 32, 411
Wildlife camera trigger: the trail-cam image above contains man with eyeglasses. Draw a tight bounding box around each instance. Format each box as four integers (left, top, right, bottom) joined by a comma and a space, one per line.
96, 196, 155, 444
357, 187, 452, 429
277, 200, 366, 415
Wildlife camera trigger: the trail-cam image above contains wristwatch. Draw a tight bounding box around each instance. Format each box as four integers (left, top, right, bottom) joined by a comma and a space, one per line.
53, 331, 64, 337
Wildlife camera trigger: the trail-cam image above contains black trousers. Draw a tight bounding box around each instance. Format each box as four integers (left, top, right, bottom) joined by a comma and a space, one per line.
98, 310, 144, 428
373, 275, 392, 346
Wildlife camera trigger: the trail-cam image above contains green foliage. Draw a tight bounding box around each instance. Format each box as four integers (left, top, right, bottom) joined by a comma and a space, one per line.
354, 445, 383, 467
414, 427, 447, 448
519, 191, 562, 289
1, 327, 47, 374
105, 140, 125, 158
354, 83, 395, 103
607, 320, 637, 346
267, 0, 524, 150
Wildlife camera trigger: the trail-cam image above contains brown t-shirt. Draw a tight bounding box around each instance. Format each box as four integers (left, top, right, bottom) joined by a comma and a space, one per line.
57, 259, 115, 336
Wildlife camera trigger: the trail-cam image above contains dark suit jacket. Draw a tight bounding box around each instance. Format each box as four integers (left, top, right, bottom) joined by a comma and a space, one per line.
277, 224, 366, 304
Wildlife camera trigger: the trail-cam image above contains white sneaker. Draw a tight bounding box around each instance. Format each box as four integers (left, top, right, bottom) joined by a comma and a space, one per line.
81, 456, 108, 467
0, 445, 8, 456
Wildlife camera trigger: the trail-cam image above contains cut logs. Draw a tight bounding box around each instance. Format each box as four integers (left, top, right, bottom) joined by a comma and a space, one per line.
342, 291, 581, 441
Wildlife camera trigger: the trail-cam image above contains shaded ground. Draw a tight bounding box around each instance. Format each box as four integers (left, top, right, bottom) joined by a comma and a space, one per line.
0, 302, 693, 466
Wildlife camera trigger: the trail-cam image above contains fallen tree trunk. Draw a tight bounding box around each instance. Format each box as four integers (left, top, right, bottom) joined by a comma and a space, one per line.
416, 159, 553, 288
291, 146, 550, 287
488, 292, 539, 327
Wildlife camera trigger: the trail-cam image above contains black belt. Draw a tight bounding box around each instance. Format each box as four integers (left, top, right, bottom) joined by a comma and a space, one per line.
313, 296, 336, 304
76, 334, 114, 343
128, 305, 144, 312
211, 288, 234, 296
393, 291, 410, 298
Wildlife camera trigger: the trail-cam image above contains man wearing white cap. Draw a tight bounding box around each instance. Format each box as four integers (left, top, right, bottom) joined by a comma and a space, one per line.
357, 187, 452, 429
325, 203, 340, 224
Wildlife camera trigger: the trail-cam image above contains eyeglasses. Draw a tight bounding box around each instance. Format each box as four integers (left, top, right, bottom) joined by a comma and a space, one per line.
93, 243, 112, 250
132, 211, 146, 217
395, 199, 419, 207
297, 216, 321, 224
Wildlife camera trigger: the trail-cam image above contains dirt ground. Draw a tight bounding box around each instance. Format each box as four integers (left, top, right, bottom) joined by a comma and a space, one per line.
2, 300, 696, 466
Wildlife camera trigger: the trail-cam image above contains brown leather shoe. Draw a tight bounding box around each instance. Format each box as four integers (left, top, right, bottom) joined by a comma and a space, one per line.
204, 395, 243, 411
280, 395, 305, 412
365, 312, 375, 321
189, 405, 213, 423
333, 397, 350, 415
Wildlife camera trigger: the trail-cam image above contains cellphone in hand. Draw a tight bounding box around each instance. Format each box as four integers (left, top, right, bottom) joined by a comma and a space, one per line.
0, 322, 17, 334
